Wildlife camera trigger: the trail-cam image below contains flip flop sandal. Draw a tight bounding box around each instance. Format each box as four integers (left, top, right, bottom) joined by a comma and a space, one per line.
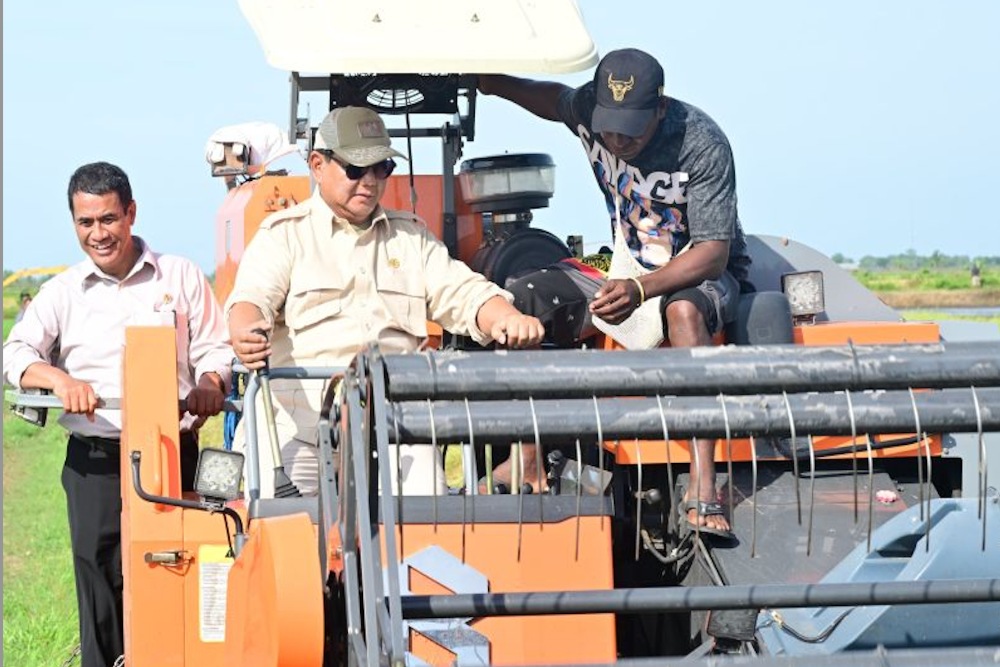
678, 498, 735, 539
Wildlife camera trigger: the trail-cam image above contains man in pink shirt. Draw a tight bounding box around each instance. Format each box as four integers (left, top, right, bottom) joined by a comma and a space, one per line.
3, 162, 234, 667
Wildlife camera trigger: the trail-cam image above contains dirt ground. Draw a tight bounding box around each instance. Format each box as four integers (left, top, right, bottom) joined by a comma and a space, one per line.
876, 289, 1000, 309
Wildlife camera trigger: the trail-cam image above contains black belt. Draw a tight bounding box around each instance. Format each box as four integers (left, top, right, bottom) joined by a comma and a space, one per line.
73, 432, 195, 453
72, 434, 121, 452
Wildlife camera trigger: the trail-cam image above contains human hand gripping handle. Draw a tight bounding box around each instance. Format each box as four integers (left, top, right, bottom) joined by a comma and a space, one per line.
52, 375, 99, 423
251, 327, 301, 498
183, 373, 225, 420
234, 323, 271, 370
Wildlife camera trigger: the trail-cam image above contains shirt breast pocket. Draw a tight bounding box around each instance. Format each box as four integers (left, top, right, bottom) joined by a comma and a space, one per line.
378, 271, 427, 337
285, 285, 345, 332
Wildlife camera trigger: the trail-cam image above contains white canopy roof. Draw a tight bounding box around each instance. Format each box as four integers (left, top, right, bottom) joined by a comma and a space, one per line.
238, 0, 598, 75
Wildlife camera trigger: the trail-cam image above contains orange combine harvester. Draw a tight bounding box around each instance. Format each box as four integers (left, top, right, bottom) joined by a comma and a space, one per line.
8, 1, 1000, 666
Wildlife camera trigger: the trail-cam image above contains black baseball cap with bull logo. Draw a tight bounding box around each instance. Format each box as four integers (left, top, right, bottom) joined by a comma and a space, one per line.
591, 48, 665, 137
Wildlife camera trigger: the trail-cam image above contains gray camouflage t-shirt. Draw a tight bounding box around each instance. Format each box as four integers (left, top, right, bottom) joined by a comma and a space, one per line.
557, 84, 751, 285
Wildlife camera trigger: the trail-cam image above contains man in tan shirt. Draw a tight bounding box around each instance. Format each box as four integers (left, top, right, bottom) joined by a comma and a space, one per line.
227, 106, 545, 497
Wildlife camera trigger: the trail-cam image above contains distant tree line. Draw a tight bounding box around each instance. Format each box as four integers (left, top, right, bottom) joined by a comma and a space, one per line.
830, 251, 1000, 271
5, 251, 999, 290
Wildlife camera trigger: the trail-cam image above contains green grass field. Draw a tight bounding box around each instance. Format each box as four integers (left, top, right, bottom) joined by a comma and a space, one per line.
2, 403, 224, 667
3, 409, 80, 666
854, 267, 999, 292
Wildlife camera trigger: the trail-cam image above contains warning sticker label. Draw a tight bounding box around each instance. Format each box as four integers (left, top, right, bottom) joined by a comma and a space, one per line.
199, 545, 234, 643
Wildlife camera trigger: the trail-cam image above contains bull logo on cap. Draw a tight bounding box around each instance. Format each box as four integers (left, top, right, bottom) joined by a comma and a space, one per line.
607, 73, 635, 102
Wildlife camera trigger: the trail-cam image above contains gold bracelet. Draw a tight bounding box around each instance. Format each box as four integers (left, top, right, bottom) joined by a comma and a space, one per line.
628, 277, 645, 305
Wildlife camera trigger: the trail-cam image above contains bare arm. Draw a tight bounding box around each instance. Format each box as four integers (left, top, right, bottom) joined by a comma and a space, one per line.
478, 75, 571, 122
591, 240, 730, 325
640, 240, 730, 301
227, 301, 271, 370
475, 295, 545, 348
20, 362, 99, 417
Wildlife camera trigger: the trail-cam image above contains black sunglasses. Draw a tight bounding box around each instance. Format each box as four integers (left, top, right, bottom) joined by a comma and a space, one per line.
319, 151, 397, 180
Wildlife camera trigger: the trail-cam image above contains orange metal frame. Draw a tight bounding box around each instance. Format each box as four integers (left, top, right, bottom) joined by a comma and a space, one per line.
121, 327, 323, 667
372, 518, 617, 666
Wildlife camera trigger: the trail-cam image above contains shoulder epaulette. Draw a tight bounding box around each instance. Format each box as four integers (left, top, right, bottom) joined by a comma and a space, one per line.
260, 200, 310, 230
384, 208, 426, 226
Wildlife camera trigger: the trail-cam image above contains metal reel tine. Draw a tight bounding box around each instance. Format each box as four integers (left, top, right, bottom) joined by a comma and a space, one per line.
908, 387, 932, 553
907, 388, 926, 523
845, 389, 859, 523
528, 396, 544, 524
426, 399, 439, 531
720, 394, 735, 533
807, 433, 817, 557
515, 439, 525, 562
463, 398, 478, 498
750, 435, 758, 558
782, 391, 802, 526
971, 386, 987, 551
655, 394, 676, 520
392, 410, 405, 556
690, 429, 701, 542
864, 434, 876, 553
922, 428, 933, 554
574, 437, 583, 561
511, 440, 523, 492
634, 436, 643, 561
845, 340, 862, 524
463, 398, 477, 561
593, 396, 605, 492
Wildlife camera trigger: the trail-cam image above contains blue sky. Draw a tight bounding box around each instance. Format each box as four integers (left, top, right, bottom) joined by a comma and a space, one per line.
3, 1, 999, 274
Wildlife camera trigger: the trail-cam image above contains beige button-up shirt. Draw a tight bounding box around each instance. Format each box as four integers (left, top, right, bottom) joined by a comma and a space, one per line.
225, 190, 511, 442
3, 238, 234, 438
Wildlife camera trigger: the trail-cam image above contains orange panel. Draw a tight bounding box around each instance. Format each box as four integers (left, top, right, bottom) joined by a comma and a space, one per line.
608, 434, 940, 465
122, 327, 254, 667
794, 320, 940, 346
598, 330, 726, 351
381, 517, 617, 665
122, 327, 188, 666
225, 515, 325, 667
214, 175, 311, 305
381, 174, 485, 263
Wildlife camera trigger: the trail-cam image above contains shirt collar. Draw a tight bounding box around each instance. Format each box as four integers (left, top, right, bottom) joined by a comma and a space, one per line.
310, 188, 389, 235
80, 236, 157, 288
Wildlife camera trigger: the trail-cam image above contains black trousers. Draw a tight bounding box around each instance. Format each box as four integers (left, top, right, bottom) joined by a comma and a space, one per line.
63, 432, 198, 667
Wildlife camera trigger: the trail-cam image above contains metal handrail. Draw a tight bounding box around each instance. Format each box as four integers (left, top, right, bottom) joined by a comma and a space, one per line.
399, 577, 1000, 619
239, 365, 344, 499
381, 341, 1000, 400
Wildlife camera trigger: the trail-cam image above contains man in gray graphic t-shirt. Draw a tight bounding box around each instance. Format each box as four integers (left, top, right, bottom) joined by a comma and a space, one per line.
480, 48, 751, 538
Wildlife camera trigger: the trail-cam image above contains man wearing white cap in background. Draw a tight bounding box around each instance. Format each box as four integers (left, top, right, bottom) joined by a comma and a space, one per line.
227, 106, 545, 497
480, 48, 755, 538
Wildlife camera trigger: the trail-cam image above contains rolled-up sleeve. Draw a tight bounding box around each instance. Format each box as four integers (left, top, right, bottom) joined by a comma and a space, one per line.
185, 266, 234, 392
419, 226, 512, 346
2, 291, 59, 390
224, 220, 294, 328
